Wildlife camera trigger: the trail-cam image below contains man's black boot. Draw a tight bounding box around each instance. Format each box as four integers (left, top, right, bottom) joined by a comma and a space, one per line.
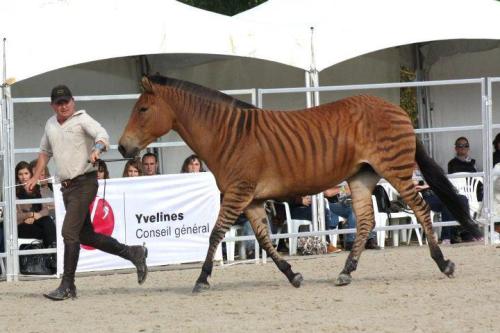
121, 245, 148, 284
44, 242, 80, 301
89, 235, 148, 285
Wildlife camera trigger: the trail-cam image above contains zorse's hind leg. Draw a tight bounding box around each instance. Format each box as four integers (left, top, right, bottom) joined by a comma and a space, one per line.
388, 177, 455, 277
193, 185, 254, 293
336, 167, 380, 286
245, 201, 303, 288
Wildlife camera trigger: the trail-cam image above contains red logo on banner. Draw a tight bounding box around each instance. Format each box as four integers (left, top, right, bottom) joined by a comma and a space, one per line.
82, 197, 115, 250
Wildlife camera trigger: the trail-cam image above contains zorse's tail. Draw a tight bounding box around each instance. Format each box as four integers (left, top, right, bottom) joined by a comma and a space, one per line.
415, 139, 482, 238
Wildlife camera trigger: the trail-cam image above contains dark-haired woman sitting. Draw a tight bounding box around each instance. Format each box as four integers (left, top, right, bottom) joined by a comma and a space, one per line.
15, 161, 56, 248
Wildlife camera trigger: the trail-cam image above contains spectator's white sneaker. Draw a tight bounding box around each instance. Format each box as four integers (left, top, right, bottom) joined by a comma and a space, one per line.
493, 232, 500, 244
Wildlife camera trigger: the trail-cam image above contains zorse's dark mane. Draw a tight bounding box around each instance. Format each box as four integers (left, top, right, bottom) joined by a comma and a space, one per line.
147, 75, 256, 109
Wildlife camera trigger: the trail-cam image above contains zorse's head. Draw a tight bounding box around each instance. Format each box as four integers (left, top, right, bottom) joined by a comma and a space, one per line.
118, 77, 174, 158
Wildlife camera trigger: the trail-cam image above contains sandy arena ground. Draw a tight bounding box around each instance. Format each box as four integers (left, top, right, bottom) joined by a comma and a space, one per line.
1, 244, 498, 333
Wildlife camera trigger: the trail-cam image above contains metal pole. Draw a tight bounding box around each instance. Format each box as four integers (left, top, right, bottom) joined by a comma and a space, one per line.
304, 71, 318, 232
0, 83, 6, 278
307, 25, 324, 237
485, 78, 494, 244
256, 89, 262, 109
3, 84, 19, 281
251, 88, 257, 107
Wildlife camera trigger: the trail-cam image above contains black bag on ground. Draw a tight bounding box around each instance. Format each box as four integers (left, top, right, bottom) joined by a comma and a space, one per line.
19, 241, 56, 275
373, 185, 412, 216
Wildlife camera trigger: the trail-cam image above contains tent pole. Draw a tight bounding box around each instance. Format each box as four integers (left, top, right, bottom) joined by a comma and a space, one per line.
307, 26, 325, 239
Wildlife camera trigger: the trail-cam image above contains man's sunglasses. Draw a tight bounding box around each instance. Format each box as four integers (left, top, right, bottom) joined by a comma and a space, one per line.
455, 144, 469, 148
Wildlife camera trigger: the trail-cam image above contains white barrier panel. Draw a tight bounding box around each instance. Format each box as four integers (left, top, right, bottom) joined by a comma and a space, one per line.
54, 173, 221, 275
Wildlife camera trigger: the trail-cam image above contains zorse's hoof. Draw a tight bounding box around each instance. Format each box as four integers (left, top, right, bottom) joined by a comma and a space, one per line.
290, 273, 303, 288
335, 273, 352, 286
192, 282, 210, 294
443, 260, 455, 278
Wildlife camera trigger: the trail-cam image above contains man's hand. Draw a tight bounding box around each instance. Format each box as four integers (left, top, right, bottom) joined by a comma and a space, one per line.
24, 177, 39, 192
90, 149, 101, 164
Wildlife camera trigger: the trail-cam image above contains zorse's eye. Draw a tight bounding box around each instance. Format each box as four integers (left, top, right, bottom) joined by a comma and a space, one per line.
139, 107, 148, 113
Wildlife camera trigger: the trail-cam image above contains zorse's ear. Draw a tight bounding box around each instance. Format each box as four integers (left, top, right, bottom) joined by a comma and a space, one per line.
141, 76, 153, 93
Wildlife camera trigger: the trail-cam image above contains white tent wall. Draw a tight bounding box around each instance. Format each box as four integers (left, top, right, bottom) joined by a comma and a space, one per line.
156, 56, 307, 108
425, 44, 500, 171
318, 48, 401, 105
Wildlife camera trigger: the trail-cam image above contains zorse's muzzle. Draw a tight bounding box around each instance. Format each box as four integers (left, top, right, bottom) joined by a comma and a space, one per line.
118, 136, 141, 158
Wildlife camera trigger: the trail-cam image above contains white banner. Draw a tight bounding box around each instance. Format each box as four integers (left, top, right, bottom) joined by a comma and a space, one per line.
54, 173, 221, 274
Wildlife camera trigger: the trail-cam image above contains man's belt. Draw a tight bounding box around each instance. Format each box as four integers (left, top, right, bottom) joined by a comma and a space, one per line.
61, 171, 97, 189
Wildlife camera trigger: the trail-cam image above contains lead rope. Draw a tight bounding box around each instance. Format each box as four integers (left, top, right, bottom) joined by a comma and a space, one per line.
102, 177, 106, 201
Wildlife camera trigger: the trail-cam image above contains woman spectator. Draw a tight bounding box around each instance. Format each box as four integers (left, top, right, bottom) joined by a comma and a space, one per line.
122, 159, 144, 177
30, 159, 55, 218
97, 160, 109, 180
15, 161, 56, 248
180, 154, 206, 173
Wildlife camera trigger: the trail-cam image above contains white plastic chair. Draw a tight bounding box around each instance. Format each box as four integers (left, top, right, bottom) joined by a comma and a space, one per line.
18, 238, 41, 248
323, 198, 340, 247
223, 225, 246, 262
278, 201, 312, 256
374, 183, 422, 248
449, 175, 483, 219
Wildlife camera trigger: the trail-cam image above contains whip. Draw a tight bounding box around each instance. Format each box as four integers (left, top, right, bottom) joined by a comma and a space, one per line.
3, 177, 56, 189
87, 158, 136, 163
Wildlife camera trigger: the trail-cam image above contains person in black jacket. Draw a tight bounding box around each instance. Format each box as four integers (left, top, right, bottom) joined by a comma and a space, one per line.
448, 137, 477, 174
446, 137, 483, 242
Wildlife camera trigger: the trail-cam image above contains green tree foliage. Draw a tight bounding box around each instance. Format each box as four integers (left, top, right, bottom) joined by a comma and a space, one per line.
400, 67, 418, 127
178, 0, 267, 16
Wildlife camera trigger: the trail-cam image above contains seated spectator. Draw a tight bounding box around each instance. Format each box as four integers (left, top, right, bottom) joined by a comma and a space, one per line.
96, 160, 110, 180
122, 159, 144, 177
180, 154, 206, 173
448, 137, 477, 174
142, 152, 159, 176
30, 159, 55, 218
414, 168, 477, 244
15, 161, 56, 248
289, 195, 342, 253
448, 137, 483, 200
324, 184, 379, 251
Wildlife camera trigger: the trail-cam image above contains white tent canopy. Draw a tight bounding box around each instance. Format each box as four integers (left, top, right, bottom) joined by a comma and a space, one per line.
3, 0, 500, 83
0, 0, 309, 84
236, 0, 500, 72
